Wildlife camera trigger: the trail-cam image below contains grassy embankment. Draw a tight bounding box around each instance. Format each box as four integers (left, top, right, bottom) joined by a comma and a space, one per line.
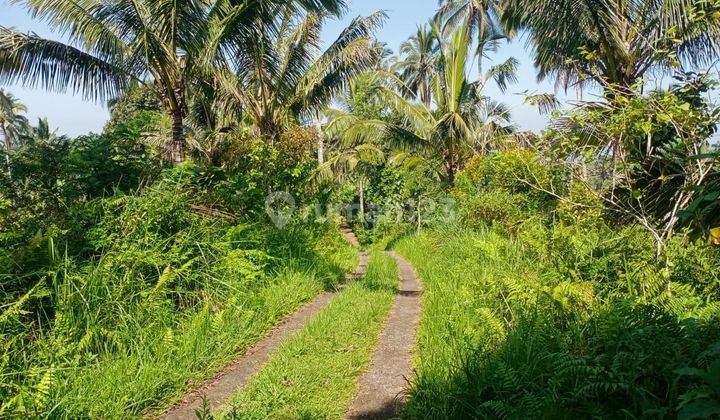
2, 173, 359, 418
394, 224, 720, 418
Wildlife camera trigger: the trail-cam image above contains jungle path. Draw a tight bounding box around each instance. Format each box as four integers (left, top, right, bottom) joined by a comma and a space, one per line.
345, 251, 423, 419
161, 229, 368, 420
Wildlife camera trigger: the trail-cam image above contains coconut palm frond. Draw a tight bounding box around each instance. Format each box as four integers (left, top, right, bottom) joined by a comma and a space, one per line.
523, 92, 561, 115
503, 0, 720, 90
0, 27, 130, 101
485, 57, 518, 93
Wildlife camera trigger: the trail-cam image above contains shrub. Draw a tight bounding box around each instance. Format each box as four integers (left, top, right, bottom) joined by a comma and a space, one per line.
457, 148, 559, 211
0, 161, 356, 417
665, 234, 720, 299
396, 226, 720, 419
555, 182, 604, 226
219, 128, 318, 216
460, 189, 523, 232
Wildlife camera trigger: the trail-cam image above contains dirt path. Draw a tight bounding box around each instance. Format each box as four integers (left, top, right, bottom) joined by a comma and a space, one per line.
161, 229, 367, 420
345, 251, 423, 420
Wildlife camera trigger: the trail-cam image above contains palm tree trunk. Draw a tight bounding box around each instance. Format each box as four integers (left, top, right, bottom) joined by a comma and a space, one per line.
316, 122, 325, 164
422, 80, 431, 107
2, 125, 11, 175
444, 148, 458, 186
359, 178, 365, 226
170, 110, 185, 164
447, 165, 457, 186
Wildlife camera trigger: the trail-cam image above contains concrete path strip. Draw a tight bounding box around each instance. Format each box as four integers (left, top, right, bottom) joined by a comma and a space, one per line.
345, 251, 423, 420
160, 229, 367, 420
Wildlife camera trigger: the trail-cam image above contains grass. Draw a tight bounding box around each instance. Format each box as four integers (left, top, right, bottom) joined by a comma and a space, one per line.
0, 165, 363, 418
393, 224, 720, 418
57, 272, 341, 418
218, 249, 398, 419
18, 223, 359, 419
393, 226, 508, 418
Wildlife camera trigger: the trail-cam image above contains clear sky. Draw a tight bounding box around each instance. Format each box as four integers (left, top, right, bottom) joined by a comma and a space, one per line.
0, 0, 579, 136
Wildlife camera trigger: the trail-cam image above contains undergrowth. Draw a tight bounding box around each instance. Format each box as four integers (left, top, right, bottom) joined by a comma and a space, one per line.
395, 222, 720, 419
0, 166, 357, 418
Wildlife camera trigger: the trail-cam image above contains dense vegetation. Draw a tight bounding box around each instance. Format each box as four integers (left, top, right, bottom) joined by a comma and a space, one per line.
395, 150, 720, 418
1, 0, 719, 418
1, 158, 358, 416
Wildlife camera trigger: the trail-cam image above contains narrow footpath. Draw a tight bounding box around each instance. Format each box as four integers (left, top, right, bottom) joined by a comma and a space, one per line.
345, 251, 423, 420
161, 229, 368, 419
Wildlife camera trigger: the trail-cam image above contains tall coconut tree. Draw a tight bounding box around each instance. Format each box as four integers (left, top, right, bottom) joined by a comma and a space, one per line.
0, 89, 29, 156
316, 72, 390, 223
501, 0, 720, 91
215, 10, 386, 142
395, 23, 440, 106
332, 27, 518, 185
313, 139, 385, 225
0, 0, 348, 162
436, 0, 508, 70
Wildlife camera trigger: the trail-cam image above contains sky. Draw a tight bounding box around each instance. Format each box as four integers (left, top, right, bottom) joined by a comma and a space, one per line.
0, 0, 582, 137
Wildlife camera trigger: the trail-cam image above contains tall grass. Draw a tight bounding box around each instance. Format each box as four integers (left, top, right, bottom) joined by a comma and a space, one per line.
394, 223, 720, 418
0, 172, 358, 418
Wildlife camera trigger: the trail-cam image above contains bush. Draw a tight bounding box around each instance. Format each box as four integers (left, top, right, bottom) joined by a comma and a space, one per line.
396, 226, 720, 419
460, 189, 523, 232
0, 159, 358, 417
394, 137, 720, 417
555, 182, 604, 226
456, 148, 560, 213
219, 128, 318, 216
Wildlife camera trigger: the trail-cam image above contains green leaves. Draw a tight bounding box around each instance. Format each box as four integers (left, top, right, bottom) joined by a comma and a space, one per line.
502, 0, 720, 89
217, 10, 385, 141
0, 27, 129, 102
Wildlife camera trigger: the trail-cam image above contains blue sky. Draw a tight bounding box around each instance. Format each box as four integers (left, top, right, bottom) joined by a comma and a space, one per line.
0, 0, 580, 136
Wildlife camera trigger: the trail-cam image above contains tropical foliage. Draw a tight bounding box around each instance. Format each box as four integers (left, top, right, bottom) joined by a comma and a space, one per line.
1, 0, 719, 418
0, 89, 29, 157
0, 0, 350, 159
331, 27, 519, 185
502, 0, 720, 90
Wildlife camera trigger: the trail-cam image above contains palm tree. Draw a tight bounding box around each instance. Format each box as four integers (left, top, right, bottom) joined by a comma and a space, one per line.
501, 0, 720, 91
436, 0, 508, 70
31, 117, 57, 142
0, 0, 348, 162
317, 73, 390, 223
314, 140, 385, 225
395, 23, 440, 106
0, 89, 29, 158
215, 10, 386, 142
333, 27, 518, 185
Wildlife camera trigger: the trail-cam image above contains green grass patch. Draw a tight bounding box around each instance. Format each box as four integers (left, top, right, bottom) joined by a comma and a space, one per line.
58, 269, 346, 418
394, 225, 720, 418
218, 249, 398, 419
2, 217, 358, 418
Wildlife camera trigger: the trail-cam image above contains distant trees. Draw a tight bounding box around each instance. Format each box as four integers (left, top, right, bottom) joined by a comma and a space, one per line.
396, 24, 440, 106
436, 0, 508, 71
0, 89, 29, 156
335, 28, 517, 185
437, 0, 505, 39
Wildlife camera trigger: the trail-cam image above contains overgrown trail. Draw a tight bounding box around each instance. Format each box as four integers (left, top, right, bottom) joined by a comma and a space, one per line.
346, 251, 423, 419
341, 226, 362, 247
161, 229, 367, 419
